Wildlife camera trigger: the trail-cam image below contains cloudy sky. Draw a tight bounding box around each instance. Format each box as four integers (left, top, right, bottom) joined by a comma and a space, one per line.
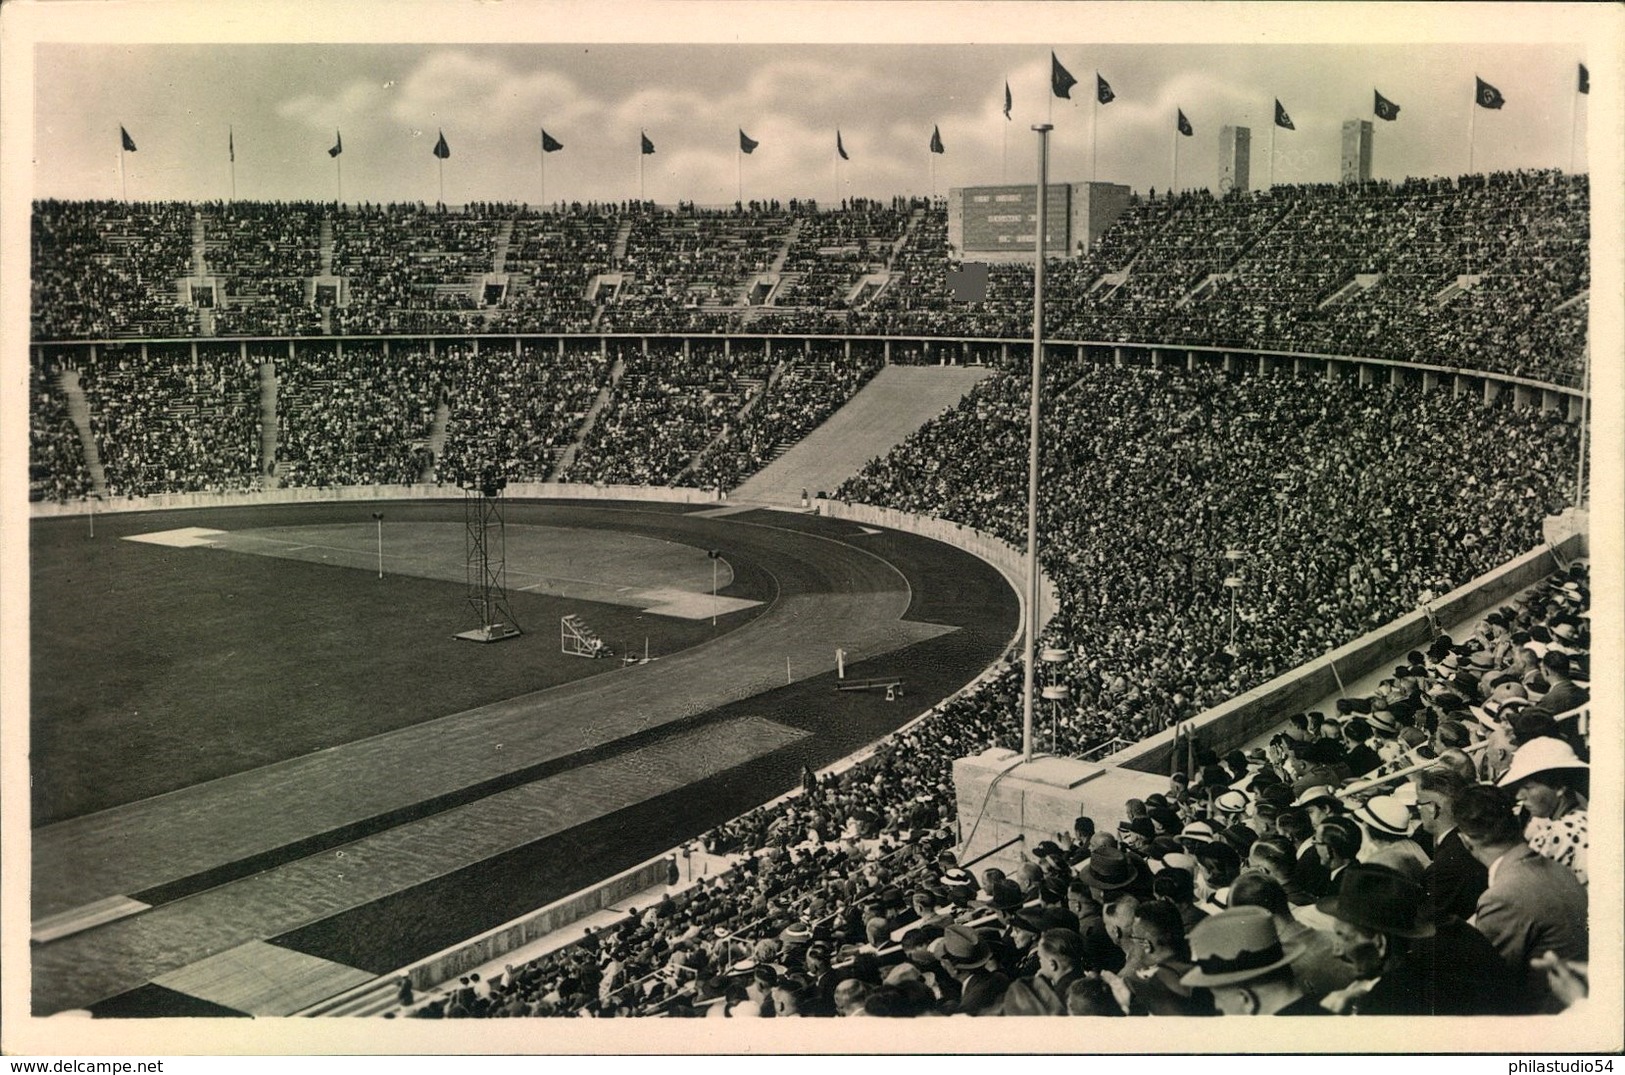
20, 2, 1608, 207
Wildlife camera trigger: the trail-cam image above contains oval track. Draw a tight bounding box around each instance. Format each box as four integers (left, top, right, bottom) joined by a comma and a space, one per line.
30, 500, 1017, 1014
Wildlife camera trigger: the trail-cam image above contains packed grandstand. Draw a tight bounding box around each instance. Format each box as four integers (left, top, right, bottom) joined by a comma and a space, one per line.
28, 167, 1591, 1018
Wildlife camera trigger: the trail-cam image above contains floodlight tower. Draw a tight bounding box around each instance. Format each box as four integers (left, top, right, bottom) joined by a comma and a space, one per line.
456, 468, 522, 643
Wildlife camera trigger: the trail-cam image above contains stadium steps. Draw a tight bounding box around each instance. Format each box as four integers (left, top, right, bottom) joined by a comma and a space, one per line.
491, 219, 514, 275
422, 401, 451, 481
298, 975, 401, 1019
671, 366, 779, 483
731, 363, 994, 506
611, 218, 633, 263
768, 219, 800, 273
55, 368, 107, 496
191, 212, 207, 276
319, 215, 335, 277
1318, 273, 1383, 310
550, 355, 623, 481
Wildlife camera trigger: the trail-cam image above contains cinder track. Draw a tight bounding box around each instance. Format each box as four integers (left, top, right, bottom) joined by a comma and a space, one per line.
30, 501, 1005, 1015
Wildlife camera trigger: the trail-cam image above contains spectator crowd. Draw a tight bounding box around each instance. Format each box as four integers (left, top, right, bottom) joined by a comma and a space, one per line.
395, 566, 1589, 1018
32, 173, 1587, 386
839, 364, 1579, 755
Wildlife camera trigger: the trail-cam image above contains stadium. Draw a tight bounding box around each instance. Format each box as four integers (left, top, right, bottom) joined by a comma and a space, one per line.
8, 24, 1619, 1054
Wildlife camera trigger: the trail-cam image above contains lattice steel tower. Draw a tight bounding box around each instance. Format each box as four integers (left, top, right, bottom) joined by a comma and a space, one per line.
455, 470, 522, 643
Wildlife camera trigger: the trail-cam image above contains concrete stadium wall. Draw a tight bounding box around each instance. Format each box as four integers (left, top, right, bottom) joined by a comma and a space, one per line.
1100, 514, 1589, 774
400, 855, 670, 992
28, 481, 720, 519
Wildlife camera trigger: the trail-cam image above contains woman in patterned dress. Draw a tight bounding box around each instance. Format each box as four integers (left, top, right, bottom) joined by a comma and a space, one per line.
1497, 736, 1588, 886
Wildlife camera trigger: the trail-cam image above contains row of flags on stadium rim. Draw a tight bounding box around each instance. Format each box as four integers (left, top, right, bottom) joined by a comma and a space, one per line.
113, 61, 1591, 160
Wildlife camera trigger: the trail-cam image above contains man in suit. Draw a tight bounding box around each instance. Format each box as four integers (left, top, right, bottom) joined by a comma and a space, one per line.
1530, 650, 1587, 717
935, 923, 1009, 1016
1316, 863, 1518, 1015
1454, 783, 1588, 1013
1416, 768, 1487, 922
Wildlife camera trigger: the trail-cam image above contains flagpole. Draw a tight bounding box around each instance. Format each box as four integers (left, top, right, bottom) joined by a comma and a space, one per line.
1261, 105, 1274, 191
639, 143, 645, 203
229, 126, 236, 201
737, 149, 743, 206
118, 131, 127, 203
1468, 85, 1478, 176
336, 155, 342, 206
439, 157, 445, 206
540, 133, 547, 208
1171, 118, 1179, 194
1022, 122, 1053, 765
1091, 97, 1098, 182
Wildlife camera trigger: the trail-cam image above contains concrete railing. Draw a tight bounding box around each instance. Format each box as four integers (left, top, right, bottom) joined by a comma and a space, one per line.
1101, 512, 1589, 773
29, 481, 722, 519
399, 855, 670, 993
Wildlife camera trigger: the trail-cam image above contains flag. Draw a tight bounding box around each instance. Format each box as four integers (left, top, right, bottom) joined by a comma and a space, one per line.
433, 130, 450, 159
739, 128, 758, 154
1096, 73, 1115, 105
541, 129, 564, 152
836, 129, 849, 161
1051, 52, 1077, 99
1374, 89, 1400, 121
1578, 63, 1589, 95
228, 127, 234, 162
1274, 99, 1295, 130
1003, 80, 1012, 120
1475, 76, 1505, 110
929, 124, 944, 154
328, 131, 343, 158
1177, 109, 1193, 137
120, 126, 137, 152
640, 131, 655, 155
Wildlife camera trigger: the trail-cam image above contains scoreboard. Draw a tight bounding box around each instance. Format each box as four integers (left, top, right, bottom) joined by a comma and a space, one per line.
957, 184, 1073, 252
948, 181, 1131, 262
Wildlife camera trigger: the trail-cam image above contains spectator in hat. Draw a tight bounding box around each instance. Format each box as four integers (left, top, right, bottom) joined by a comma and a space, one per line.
1453, 783, 1588, 1013
1229, 873, 1354, 998
1498, 736, 1589, 886
1181, 906, 1326, 1015
1352, 795, 1430, 875
936, 924, 1009, 1016
1317, 863, 1516, 1016
1290, 785, 1343, 827
1076, 844, 1148, 903
1001, 908, 1048, 979
1415, 769, 1488, 923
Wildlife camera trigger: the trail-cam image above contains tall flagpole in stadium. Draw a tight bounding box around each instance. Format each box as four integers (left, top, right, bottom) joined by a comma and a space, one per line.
1023, 123, 1052, 764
